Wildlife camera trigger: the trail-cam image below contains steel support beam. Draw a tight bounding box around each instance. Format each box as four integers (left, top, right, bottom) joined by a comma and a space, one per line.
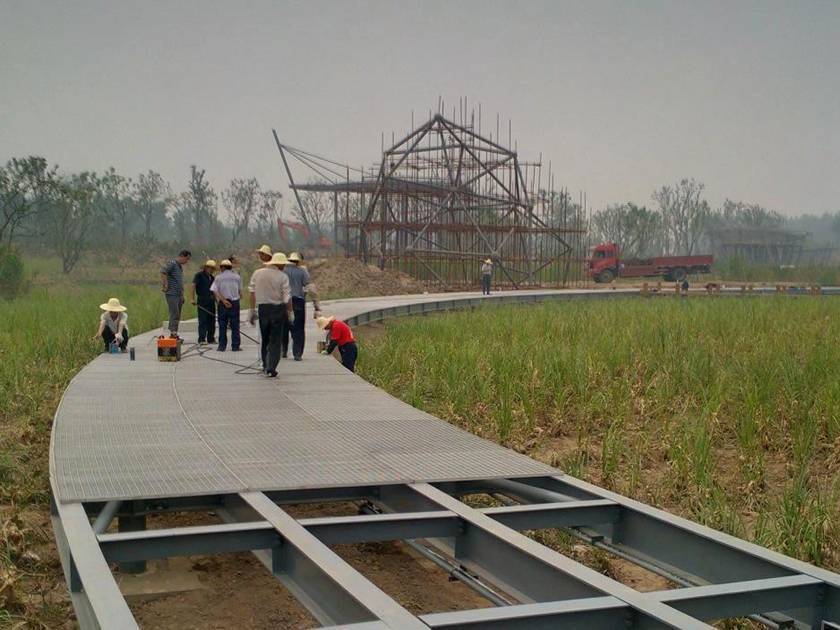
239, 491, 426, 629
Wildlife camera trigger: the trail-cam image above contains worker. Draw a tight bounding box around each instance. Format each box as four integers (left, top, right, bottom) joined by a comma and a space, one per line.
160, 249, 191, 336
191, 259, 217, 345
480, 258, 493, 295
227, 254, 241, 271
248, 252, 293, 377
256, 244, 272, 264
283, 252, 321, 361
93, 297, 129, 352
317, 315, 357, 373
210, 259, 242, 352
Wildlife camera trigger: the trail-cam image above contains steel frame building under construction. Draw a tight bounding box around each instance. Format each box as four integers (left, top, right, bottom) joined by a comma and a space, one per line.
274, 111, 587, 289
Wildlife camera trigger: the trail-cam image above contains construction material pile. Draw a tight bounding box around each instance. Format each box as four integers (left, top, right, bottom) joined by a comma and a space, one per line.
308, 257, 427, 299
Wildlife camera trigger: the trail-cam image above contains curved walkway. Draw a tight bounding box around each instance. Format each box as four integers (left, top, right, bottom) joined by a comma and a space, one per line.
49, 288, 840, 629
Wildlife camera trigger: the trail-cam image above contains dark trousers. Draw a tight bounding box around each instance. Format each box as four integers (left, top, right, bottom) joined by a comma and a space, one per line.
481, 274, 491, 295
102, 326, 129, 351
283, 296, 306, 359
339, 342, 358, 373
259, 303, 288, 373
165, 294, 184, 334
217, 300, 240, 351
197, 297, 216, 343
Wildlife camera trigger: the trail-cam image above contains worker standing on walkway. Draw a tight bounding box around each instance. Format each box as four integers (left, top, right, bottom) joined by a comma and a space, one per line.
317, 316, 357, 373
283, 252, 321, 361
191, 259, 217, 345
249, 252, 293, 377
93, 298, 129, 352
480, 258, 493, 295
160, 249, 191, 335
255, 244, 272, 264
210, 259, 242, 352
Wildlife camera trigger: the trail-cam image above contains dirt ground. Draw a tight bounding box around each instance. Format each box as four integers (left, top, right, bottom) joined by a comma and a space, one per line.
307, 257, 427, 299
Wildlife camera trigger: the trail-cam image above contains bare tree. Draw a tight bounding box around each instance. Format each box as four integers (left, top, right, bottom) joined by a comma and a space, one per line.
255, 190, 282, 241
652, 178, 710, 255
48, 172, 100, 273
591, 203, 663, 258
0, 156, 57, 247
98, 167, 133, 246
133, 170, 171, 242
222, 177, 260, 244
291, 188, 332, 235
173, 165, 218, 247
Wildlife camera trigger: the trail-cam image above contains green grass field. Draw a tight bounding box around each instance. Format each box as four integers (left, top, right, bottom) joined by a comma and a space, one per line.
358, 297, 840, 572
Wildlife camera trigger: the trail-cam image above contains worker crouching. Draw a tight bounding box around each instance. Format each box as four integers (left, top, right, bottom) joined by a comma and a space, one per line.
316, 316, 357, 373
249, 252, 294, 378
94, 298, 129, 352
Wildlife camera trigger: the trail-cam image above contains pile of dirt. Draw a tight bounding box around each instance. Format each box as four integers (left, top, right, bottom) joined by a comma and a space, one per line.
308, 257, 428, 299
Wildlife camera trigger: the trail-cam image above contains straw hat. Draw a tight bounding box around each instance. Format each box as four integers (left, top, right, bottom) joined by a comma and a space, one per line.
315, 315, 335, 329
256, 244, 272, 256
484, 258, 492, 264
288, 251, 302, 262
219, 259, 233, 268
204, 259, 217, 268
100, 297, 127, 312
267, 252, 288, 266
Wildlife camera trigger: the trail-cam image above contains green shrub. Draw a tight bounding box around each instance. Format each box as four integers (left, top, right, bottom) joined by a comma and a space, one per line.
0, 248, 25, 299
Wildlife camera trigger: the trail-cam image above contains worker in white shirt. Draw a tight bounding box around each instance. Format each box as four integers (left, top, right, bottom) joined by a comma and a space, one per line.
93, 298, 129, 352
248, 252, 293, 377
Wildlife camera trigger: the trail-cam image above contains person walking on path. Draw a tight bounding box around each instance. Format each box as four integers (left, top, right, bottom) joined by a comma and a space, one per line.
480, 258, 493, 295
191, 259, 217, 345
93, 298, 129, 352
160, 250, 191, 335
317, 315, 357, 373
210, 259, 242, 352
256, 244, 272, 264
283, 251, 322, 361
249, 252, 293, 377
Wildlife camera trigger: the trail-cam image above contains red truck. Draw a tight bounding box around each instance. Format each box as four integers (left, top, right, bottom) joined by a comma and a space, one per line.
588, 242, 714, 283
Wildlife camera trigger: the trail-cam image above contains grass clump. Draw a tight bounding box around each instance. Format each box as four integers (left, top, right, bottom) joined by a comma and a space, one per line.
358, 296, 840, 571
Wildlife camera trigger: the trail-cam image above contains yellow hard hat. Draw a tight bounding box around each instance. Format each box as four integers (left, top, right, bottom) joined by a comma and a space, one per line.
204, 259, 217, 268
256, 244, 272, 256
288, 251, 302, 262
315, 315, 335, 329
267, 252, 288, 266
99, 297, 127, 312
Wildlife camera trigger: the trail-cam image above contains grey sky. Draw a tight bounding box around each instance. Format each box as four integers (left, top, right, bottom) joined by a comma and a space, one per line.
2, 0, 838, 215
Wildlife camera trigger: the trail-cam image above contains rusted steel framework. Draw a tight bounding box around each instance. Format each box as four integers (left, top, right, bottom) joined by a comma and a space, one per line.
273, 110, 588, 288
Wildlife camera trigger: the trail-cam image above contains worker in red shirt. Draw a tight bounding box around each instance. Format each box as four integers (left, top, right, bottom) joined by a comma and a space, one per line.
316, 315, 357, 372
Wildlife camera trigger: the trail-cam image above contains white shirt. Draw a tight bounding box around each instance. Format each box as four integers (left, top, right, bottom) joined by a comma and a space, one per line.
101, 311, 128, 334
210, 270, 242, 301
249, 266, 291, 306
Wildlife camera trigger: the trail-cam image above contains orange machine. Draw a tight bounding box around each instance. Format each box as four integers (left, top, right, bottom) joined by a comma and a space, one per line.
157, 336, 182, 362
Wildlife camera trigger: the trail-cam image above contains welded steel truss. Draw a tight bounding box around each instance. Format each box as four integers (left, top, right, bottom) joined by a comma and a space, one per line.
274, 112, 588, 289
53, 473, 839, 629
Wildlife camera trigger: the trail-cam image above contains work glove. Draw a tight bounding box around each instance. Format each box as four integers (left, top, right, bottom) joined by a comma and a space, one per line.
320, 349, 329, 355
114, 334, 123, 344
249, 311, 257, 326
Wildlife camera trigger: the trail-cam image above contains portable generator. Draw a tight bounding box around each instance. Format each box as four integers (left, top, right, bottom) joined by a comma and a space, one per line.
157, 336, 182, 362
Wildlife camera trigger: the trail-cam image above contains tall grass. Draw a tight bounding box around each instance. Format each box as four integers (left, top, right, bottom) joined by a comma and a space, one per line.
358, 297, 840, 570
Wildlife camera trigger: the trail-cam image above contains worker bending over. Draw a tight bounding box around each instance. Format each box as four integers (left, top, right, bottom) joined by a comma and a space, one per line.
283, 252, 321, 361
191, 259, 217, 345
249, 252, 293, 378
93, 298, 129, 352
210, 259, 242, 352
317, 316, 357, 373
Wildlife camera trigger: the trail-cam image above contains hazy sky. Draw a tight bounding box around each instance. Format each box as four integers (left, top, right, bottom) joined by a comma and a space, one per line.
2, 0, 838, 215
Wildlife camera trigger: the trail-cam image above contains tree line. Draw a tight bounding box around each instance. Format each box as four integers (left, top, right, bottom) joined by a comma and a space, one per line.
588, 178, 840, 258
0, 156, 285, 273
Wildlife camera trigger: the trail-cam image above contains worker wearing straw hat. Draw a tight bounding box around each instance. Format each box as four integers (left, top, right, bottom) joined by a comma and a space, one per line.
283, 251, 321, 361
316, 315, 357, 373
93, 298, 129, 352
191, 259, 217, 345
249, 252, 293, 377
210, 259, 242, 352
256, 244, 272, 264
480, 258, 493, 295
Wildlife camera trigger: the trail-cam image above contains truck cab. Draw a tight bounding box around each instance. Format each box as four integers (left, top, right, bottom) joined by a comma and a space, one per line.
589, 243, 620, 283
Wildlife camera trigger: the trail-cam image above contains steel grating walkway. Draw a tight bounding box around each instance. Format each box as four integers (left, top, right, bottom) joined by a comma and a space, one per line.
49, 288, 840, 629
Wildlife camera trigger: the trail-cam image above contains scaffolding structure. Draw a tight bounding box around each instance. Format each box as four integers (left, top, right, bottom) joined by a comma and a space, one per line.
274, 109, 588, 289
